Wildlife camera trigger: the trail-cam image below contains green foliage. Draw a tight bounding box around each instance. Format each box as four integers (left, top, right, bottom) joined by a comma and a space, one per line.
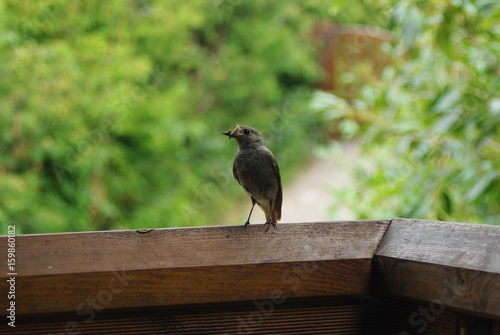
313, 0, 499, 224
0, 0, 328, 233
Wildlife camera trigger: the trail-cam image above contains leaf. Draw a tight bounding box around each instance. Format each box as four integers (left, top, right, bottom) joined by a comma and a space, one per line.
432, 88, 462, 113
436, 5, 456, 55
339, 119, 360, 140
488, 98, 500, 116
440, 191, 453, 215
394, 1, 422, 48
406, 192, 433, 219
309, 90, 350, 120
467, 172, 498, 202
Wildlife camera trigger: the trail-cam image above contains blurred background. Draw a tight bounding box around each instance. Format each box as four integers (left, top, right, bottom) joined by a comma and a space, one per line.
0, 0, 498, 234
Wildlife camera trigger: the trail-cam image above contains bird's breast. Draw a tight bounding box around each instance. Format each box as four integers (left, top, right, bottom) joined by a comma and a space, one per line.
234, 148, 279, 201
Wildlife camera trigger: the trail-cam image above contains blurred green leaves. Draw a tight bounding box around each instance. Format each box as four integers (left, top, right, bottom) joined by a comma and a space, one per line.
2, 0, 497, 233
0, 0, 326, 233
313, 0, 499, 225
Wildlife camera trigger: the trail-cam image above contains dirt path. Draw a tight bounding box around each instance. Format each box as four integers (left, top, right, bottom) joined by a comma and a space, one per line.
222, 140, 360, 225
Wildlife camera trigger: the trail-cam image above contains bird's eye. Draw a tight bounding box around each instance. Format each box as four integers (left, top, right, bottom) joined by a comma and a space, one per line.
244, 129, 250, 135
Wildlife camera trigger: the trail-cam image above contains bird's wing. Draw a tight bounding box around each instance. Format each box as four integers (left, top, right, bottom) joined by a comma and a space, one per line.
271, 154, 282, 222
233, 161, 240, 184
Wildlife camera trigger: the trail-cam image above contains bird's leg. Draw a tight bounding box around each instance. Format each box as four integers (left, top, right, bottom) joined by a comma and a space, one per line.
245, 199, 256, 227
264, 200, 277, 233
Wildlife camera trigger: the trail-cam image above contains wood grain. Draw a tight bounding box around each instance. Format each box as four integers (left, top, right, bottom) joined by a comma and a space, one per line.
1, 302, 381, 335
0, 221, 389, 315
377, 218, 500, 272
375, 218, 500, 319
376, 256, 500, 318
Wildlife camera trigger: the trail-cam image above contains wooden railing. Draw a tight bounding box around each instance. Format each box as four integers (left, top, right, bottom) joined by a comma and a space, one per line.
1, 219, 499, 334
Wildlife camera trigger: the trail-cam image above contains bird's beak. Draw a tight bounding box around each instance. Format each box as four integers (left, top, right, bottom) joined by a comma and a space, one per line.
223, 124, 241, 139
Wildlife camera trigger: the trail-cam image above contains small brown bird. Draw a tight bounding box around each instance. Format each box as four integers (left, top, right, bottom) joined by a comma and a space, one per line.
223, 124, 282, 232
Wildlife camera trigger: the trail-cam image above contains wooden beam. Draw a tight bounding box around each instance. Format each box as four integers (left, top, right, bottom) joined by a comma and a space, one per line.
375, 218, 500, 319
0, 221, 389, 315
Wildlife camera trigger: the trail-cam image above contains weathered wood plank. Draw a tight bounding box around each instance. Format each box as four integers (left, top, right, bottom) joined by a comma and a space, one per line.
376, 257, 500, 319
375, 218, 500, 318
0, 221, 389, 315
4, 259, 371, 315
377, 218, 500, 272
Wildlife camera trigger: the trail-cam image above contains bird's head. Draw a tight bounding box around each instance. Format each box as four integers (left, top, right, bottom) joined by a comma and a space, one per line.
223, 124, 264, 149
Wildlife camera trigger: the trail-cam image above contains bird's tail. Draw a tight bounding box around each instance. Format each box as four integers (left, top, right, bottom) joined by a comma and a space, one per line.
264, 194, 282, 223
272, 207, 281, 223
272, 187, 282, 223
265, 208, 280, 223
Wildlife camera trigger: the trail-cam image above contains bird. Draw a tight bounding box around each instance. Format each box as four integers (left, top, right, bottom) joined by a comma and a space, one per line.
223, 124, 282, 232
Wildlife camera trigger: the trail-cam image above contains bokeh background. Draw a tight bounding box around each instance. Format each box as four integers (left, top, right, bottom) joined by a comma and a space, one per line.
1, 0, 498, 234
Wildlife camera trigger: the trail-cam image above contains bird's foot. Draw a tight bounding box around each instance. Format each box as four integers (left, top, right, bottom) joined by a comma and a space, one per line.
264, 221, 277, 233
244, 221, 250, 227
